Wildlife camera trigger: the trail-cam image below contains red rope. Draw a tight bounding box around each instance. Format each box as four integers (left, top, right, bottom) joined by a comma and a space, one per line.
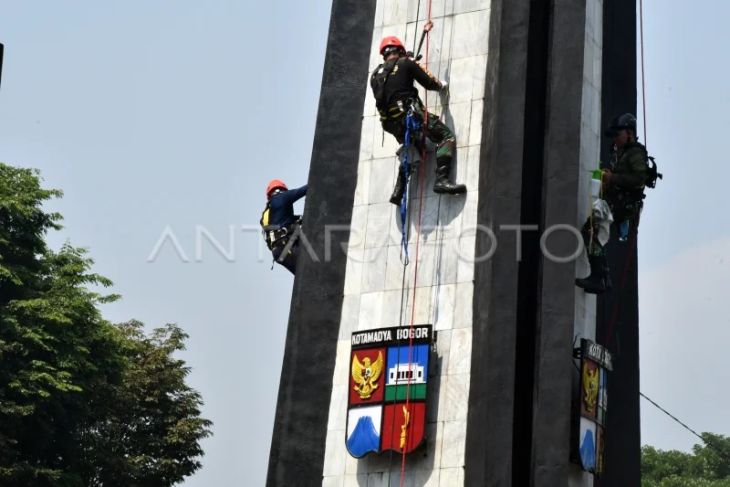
602, 0, 648, 347
399, 1, 432, 485
601, 227, 638, 345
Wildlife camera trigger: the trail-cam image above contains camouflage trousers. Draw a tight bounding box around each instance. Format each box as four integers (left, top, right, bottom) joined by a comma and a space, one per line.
581, 218, 605, 258
381, 105, 456, 164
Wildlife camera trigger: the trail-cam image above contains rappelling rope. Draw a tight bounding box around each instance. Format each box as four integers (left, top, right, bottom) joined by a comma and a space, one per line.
428, 1, 456, 330
639, 0, 648, 146
601, 212, 639, 346
385, 0, 424, 474
399, 0, 433, 484
429, 196, 445, 327
601, 0, 648, 348
385, 0, 423, 474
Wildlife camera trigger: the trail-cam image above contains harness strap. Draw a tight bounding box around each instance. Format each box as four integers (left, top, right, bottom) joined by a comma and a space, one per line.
379, 98, 421, 121
372, 58, 401, 112
260, 204, 300, 251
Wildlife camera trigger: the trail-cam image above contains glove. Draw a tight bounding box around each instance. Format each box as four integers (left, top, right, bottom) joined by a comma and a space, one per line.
601, 169, 612, 184
439, 81, 449, 99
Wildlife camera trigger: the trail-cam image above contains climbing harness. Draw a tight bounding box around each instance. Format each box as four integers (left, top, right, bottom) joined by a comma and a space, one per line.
260, 205, 301, 268
260, 204, 286, 250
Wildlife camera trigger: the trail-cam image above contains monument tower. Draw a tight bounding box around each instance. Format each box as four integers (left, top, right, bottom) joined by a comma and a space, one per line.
268, 1, 640, 486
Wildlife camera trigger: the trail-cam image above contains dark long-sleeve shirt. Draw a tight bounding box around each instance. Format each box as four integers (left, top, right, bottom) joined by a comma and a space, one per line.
267, 185, 307, 229
609, 142, 648, 189
370, 57, 442, 112
603, 142, 648, 216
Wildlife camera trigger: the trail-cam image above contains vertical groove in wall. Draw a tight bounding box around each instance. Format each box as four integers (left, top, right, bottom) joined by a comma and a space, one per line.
597, 0, 640, 485
465, 0, 532, 484
511, 1, 550, 484
531, 0, 588, 483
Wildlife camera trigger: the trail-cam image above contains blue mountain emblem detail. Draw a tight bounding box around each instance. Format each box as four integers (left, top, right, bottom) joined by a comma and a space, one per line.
347, 415, 380, 457
580, 429, 596, 471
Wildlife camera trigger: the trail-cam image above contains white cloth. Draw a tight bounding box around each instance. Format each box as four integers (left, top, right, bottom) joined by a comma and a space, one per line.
591, 199, 614, 246
396, 144, 421, 168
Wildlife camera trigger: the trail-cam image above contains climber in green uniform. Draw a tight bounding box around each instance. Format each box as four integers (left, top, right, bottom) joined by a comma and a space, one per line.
576, 113, 649, 294
371, 22, 466, 206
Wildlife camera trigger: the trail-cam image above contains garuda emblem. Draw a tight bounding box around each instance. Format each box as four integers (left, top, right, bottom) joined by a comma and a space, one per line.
352, 351, 384, 400
582, 366, 599, 413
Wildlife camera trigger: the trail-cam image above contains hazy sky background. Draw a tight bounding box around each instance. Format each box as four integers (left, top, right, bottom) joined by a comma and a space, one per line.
1, 1, 728, 485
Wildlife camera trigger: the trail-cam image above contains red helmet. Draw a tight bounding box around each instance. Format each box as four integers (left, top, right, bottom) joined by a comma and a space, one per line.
266, 179, 287, 198
379, 36, 405, 55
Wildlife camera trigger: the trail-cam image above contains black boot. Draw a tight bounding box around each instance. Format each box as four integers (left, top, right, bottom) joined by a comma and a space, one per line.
433, 158, 466, 195
575, 255, 607, 294
390, 167, 407, 206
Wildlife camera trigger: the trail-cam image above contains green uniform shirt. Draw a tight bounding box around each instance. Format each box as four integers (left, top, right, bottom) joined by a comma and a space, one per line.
605, 141, 648, 219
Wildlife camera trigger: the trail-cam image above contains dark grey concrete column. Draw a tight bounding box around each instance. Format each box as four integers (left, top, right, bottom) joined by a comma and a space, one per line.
530, 0, 587, 484
598, 1, 641, 486
266, 1, 376, 485
464, 0, 531, 485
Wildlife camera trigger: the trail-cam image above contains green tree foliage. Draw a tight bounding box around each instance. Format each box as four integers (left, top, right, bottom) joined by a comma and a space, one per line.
0, 163, 211, 486
85, 321, 213, 486
642, 433, 730, 487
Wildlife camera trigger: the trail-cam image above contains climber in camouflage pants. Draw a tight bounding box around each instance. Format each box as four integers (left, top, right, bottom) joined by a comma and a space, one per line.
576, 113, 649, 294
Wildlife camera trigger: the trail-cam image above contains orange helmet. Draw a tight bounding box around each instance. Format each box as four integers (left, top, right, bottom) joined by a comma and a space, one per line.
379, 36, 405, 55
266, 179, 287, 199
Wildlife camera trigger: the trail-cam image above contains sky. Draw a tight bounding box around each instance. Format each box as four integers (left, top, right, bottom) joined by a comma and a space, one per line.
0, 1, 728, 485
634, 0, 730, 453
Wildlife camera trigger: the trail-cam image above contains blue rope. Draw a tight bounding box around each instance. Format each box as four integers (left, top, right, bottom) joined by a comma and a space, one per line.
399, 110, 421, 265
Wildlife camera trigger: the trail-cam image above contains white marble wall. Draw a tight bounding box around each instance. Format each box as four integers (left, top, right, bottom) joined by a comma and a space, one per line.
574, 0, 603, 349
322, 1, 491, 485
570, 0, 602, 486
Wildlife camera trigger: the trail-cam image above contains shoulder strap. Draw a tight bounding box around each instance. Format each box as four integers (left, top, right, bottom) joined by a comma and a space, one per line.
260, 203, 270, 228
371, 58, 400, 108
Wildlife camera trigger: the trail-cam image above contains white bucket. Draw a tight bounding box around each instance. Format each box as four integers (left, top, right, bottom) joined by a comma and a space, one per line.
590, 178, 602, 199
